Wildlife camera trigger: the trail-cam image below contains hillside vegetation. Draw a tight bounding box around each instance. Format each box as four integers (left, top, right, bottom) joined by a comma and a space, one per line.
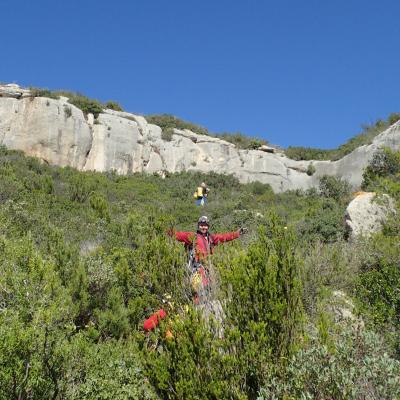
146, 114, 268, 149
0, 141, 399, 399
285, 113, 400, 161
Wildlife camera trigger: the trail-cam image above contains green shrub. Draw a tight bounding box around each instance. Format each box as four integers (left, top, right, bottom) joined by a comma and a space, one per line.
357, 261, 400, 326
362, 148, 400, 191
30, 87, 59, 99
89, 193, 110, 221
366, 147, 400, 177
64, 336, 158, 399
298, 198, 347, 243
219, 214, 303, 397
69, 174, 95, 203
285, 114, 399, 161
64, 104, 72, 118
307, 163, 316, 176
301, 240, 359, 316
318, 175, 350, 203
352, 233, 400, 354
285, 146, 332, 161
68, 95, 103, 118
258, 325, 400, 400
95, 287, 130, 338
354, 235, 400, 327
249, 180, 272, 196
161, 127, 174, 141
246, 138, 265, 149
104, 100, 123, 111
388, 112, 400, 125
31, 88, 125, 118
40, 174, 54, 194
146, 114, 209, 136
132, 215, 188, 305
143, 308, 240, 399
217, 131, 268, 149
382, 211, 400, 236
0, 237, 74, 399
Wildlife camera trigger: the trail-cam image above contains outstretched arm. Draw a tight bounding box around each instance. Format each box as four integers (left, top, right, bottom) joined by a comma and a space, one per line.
167, 230, 195, 246
212, 230, 240, 245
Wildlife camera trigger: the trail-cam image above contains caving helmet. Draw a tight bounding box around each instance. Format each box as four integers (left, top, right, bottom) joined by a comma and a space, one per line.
198, 215, 209, 226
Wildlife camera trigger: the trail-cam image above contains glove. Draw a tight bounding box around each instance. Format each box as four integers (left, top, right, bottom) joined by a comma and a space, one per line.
239, 227, 248, 235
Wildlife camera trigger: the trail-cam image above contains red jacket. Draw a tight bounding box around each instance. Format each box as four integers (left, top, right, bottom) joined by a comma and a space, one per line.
170, 230, 240, 262
143, 308, 167, 332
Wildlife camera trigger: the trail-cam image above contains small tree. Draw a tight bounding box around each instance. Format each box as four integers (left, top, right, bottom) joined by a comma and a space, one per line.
319, 175, 350, 203
105, 100, 123, 111
220, 213, 303, 397
161, 128, 174, 142
143, 308, 239, 399
307, 163, 316, 176
362, 147, 400, 190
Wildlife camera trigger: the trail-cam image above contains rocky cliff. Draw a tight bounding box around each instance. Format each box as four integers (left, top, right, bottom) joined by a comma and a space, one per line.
1, 83, 399, 192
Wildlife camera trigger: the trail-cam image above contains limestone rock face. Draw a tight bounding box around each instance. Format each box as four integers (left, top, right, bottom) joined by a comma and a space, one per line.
0, 95, 92, 169
345, 192, 396, 239
1, 83, 400, 192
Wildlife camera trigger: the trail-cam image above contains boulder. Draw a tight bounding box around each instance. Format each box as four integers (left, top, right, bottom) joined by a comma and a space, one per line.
258, 145, 276, 153
0, 83, 31, 98
345, 192, 396, 239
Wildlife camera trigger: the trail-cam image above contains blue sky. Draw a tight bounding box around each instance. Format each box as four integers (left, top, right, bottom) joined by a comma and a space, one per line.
1, 0, 399, 148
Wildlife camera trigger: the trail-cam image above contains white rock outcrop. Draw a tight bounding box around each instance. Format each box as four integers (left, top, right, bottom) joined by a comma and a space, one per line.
345, 192, 396, 239
1, 84, 400, 192
0, 83, 31, 99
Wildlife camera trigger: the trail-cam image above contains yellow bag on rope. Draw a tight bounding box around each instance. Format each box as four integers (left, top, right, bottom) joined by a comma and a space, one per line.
191, 271, 202, 292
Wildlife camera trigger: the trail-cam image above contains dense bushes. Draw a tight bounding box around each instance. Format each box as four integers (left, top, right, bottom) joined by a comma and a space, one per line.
64, 337, 158, 399
362, 147, 400, 192
161, 127, 174, 141
216, 132, 268, 149
0, 236, 74, 399
0, 235, 157, 399
285, 113, 400, 161
30, 86, 59, 99
221, 217, 303, 396
143, 308, 236, 399
258, 324, 400, 399
318, 175, 351, 203
144, 216, 303, 399
146, 114, 210, 136
285, 146, 333, 161
294, 176, 350, 244
356, 149, 400, 356
356, 250, 400, 326
353, 233, 400, 355
146, 114, 268, 149
104, 100, 123, 111
1, 145, 399, 398
30, 87, 125, 118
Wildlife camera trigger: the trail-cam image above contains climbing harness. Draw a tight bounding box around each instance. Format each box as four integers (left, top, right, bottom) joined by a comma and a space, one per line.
187, 232, 215, 304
